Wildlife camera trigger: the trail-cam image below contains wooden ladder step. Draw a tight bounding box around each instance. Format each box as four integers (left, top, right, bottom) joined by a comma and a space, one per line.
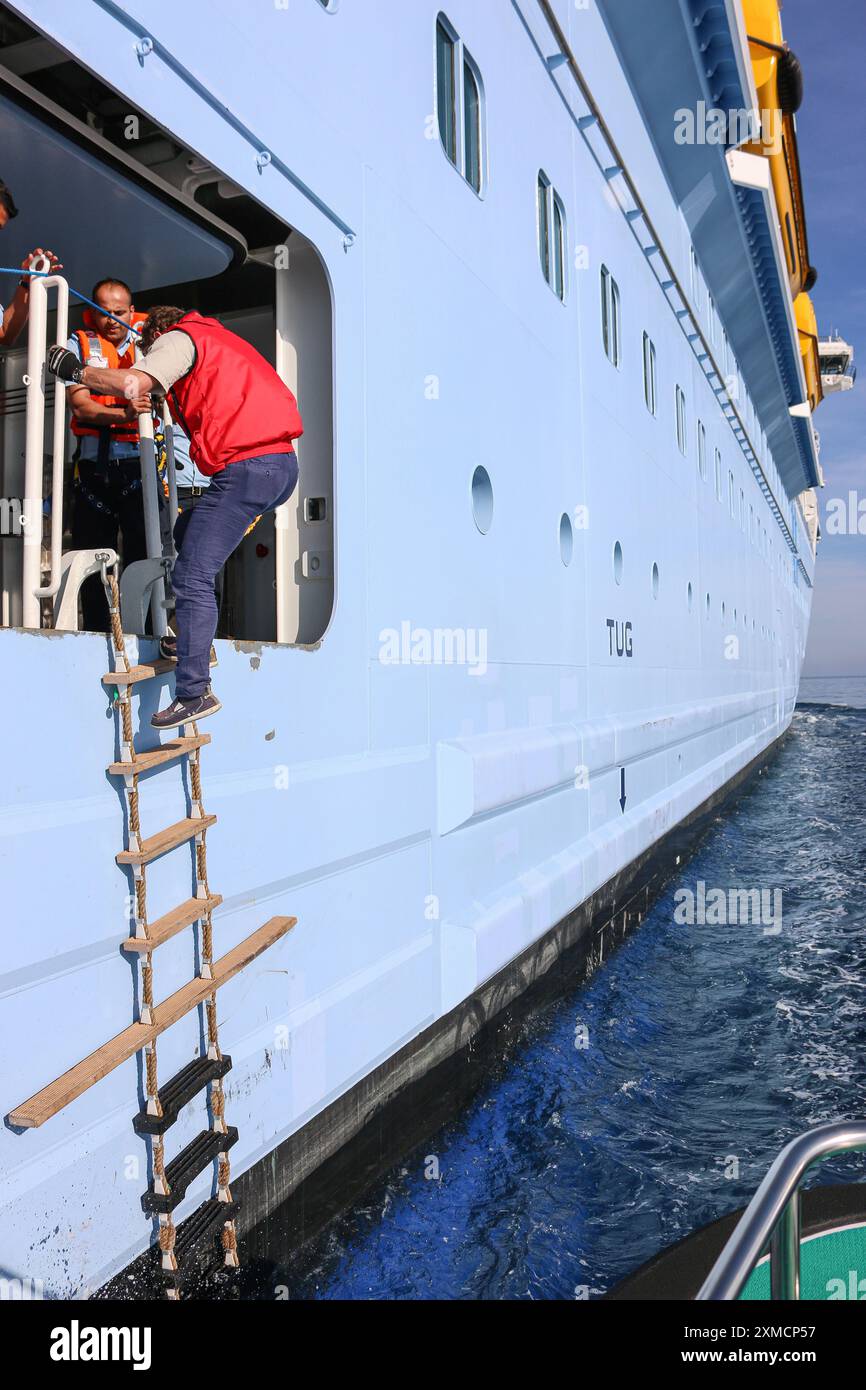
103, 650, 218, 688
102, 658, 176, 687
116, 815, 217, 866
122, 894, 223, 954
6, 915, 297, 1129
108, 735, 211, 777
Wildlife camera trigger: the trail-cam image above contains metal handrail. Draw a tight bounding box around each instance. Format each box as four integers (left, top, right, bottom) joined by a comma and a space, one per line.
134, 365, 168, 639
22, 259, 69, 621
697, 1121, 866, 1300
162, 401, 178, 563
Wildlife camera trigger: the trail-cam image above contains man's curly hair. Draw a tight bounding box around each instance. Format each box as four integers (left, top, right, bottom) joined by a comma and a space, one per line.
139, 305, 187, 355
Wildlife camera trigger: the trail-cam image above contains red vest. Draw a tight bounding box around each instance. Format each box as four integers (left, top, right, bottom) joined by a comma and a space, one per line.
165, 312, 303, 476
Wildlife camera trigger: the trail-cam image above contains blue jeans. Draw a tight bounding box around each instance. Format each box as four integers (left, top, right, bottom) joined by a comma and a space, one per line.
171, 452, 298, 699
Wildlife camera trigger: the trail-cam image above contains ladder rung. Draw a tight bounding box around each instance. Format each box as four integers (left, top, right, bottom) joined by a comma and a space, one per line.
133, 1054, 232, 1136
142, 1126, 239, 1213
116, 815, 217, 866
102, 658, 176, 687
108, 735, 211, 777
102, 650, 218, 688
160, 1199, 241, 1291
122, 894, 223, 954
6, 916, 297, 1129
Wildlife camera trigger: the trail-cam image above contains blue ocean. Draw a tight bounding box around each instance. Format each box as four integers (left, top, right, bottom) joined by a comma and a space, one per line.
267, 684, 866, 1299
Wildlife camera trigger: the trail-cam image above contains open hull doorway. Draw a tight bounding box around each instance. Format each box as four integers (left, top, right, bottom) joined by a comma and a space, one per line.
0, 37, 335, 649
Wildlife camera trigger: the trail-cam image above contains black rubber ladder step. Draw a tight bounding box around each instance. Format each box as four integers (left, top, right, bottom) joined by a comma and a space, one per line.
133, 1055, 232, 1136
116, 815, 217, 866
159, 1199, 242, 1293
142, 1126, 239, 1214
108, 734, 211, 776
122, 894, 223, 955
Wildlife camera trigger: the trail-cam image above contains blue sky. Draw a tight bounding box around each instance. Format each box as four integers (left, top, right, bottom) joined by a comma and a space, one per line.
782, 0, 866, 675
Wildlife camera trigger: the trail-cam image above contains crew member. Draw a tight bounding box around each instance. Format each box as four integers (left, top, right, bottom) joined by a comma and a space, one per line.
0, 176, 62, 347
64, 278, 150, 631
48, 306, 303, 726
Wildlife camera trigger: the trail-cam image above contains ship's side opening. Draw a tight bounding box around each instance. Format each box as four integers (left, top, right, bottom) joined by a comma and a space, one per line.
0, 7, 334, 646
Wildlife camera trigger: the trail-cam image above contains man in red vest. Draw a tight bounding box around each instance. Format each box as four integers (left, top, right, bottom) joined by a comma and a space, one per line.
48, 306, 303, 728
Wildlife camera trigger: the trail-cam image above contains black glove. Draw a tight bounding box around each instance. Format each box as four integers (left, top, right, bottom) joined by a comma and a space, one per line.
46, 345, 83, 384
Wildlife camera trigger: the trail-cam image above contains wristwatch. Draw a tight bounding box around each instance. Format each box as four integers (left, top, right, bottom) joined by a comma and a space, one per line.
18, 278, 29, 290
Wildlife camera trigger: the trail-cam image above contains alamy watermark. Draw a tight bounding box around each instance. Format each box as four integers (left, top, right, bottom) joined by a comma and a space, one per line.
0, 496, 23, 537
0, 1275, 43, 1299
378, 622, 488, 677
674, 880, 783, 935
824, 492, 866, 536
674, 103, 783, 154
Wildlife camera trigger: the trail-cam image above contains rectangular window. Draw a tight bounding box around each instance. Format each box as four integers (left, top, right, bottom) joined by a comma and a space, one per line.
601, 266, 621, 367
538, 174, 550, 286
642, 332, 657, 416
552, 192, 565, 300
463, 58, 482, 193
675, 386, 687, 455
538, 174, 567, 301
436, 15, 484, 193
436, 20, 457, 164
697, 420, 707, 481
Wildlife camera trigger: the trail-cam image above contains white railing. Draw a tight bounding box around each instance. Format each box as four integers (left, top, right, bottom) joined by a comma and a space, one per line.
133, 363, 169, 639
22, 259, 68, 626
19, 270, 176, 635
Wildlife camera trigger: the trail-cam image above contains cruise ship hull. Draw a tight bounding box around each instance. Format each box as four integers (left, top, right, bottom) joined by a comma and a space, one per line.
0, 0, 819, 1296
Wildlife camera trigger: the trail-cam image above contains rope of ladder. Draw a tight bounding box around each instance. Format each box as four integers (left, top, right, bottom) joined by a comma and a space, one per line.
101, 561, 238, 1294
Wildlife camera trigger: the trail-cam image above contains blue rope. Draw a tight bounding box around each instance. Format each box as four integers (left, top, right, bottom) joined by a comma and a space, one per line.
0, 266, 143, 335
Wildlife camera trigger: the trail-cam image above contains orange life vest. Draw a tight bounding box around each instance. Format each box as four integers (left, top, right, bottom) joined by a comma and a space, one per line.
70, 308, 148, 444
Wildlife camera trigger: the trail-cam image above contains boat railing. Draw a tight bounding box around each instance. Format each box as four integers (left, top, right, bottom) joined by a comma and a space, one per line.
15, 264, 175, 634
22, 256, 68, 626
697, 1120, 866, 1300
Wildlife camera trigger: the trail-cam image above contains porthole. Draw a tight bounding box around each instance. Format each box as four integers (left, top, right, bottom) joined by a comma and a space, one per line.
613, 541, 624, 585
559, 512, 574, 567
471, 465, 493, 534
